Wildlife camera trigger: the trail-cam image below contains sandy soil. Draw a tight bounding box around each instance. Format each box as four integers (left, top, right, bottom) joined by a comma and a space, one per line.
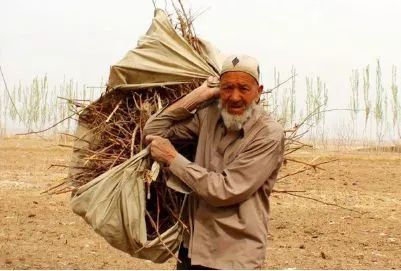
0, 136, 400, 269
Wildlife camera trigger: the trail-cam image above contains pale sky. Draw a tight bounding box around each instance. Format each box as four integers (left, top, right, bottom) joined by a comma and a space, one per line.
1, 0, 401, 136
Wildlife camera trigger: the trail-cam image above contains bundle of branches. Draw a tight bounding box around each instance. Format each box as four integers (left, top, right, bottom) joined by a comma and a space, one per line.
53, 83, 203, 241
67, 84, 201, 187
45, 3, 209, 247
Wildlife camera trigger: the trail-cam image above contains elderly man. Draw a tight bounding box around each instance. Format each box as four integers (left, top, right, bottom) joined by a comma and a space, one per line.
143, 55, 284, 269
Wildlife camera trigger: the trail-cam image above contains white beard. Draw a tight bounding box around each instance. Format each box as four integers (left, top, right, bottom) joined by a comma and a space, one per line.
218, 100, 257, 131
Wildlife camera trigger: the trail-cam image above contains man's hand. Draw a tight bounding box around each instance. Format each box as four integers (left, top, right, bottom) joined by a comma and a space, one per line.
198, 76, 220, 100
146, 135, 178, 166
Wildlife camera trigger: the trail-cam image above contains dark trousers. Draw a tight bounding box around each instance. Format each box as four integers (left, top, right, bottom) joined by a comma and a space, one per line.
176, 246, 216, 270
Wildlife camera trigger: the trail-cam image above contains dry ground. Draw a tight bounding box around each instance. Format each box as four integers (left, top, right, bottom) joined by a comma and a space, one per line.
0, 136, 400, 269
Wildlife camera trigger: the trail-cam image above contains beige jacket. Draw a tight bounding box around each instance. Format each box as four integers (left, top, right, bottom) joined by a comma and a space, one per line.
143, 102, 284, 269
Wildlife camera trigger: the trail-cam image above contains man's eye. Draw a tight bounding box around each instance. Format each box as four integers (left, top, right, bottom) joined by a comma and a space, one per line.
240, 87, 249, 92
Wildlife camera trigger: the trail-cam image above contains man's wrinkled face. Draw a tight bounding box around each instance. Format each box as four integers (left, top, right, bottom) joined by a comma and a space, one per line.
219, 71, 262, 115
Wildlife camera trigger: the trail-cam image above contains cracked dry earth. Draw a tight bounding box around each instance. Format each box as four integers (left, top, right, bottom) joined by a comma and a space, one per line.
1, 137, 400, 269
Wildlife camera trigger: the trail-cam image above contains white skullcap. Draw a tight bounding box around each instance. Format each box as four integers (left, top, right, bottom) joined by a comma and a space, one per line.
220, 54, 260, 83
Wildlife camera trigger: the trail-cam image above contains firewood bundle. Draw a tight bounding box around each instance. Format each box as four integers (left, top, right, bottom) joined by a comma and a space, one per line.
45, 5, 219, 259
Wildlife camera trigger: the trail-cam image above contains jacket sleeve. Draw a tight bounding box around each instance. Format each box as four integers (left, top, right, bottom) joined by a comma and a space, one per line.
143, 107, 202, 142
168, 135, 284, 207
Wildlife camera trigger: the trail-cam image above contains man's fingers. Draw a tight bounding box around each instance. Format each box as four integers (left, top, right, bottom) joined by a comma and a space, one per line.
205, 76, 218, 83
207, 76, 220, 87
145, 135, 159, 144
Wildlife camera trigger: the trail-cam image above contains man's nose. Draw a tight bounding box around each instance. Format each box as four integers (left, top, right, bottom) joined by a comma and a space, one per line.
229, 89, 241, 102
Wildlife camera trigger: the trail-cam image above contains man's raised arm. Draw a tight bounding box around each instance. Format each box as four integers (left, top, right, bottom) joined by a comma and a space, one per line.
142, 76, 219, 142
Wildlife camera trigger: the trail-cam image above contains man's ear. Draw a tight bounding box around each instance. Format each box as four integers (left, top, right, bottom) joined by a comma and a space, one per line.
258, 84, 264, 95
256, 84, 264, 103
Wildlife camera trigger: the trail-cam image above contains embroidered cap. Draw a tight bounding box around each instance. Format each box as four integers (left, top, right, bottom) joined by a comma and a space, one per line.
220, 54, 260, 83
